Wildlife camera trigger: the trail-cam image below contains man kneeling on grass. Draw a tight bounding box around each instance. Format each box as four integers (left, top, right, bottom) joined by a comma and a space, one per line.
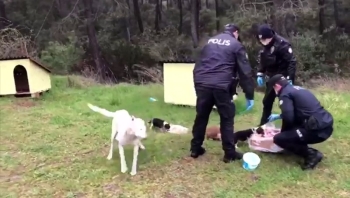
266, 74, 334, 170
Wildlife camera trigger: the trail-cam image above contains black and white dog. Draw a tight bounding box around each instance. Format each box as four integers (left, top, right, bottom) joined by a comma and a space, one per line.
234, 125, 265, 145
148, 118, 170, 131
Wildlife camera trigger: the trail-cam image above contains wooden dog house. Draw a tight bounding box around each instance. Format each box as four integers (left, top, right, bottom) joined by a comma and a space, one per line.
0, 56, 51, 97
162, 60, 197, 106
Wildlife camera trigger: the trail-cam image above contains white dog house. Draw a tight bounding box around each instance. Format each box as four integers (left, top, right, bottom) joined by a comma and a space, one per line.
162, 60, 197, 106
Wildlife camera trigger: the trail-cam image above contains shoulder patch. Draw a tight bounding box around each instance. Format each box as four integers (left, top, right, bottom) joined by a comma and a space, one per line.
288, 47, 292, 53
279, 100, 283, 105
270, 46, 275, 53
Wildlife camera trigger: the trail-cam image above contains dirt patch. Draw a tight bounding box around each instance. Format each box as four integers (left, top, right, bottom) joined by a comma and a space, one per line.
0, 174, 22, 183
14, 99, 36, 108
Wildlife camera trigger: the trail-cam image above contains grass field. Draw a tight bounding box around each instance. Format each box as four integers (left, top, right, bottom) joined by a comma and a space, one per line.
1, 76, 350, 198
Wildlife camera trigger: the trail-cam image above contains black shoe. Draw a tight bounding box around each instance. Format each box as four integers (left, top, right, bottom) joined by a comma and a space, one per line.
190, 147, 206, 158
223, 151, 243, 163
301, 148, 323, 170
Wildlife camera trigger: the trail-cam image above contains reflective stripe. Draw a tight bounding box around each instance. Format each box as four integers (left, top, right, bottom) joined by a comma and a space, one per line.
296, 129, 303, 138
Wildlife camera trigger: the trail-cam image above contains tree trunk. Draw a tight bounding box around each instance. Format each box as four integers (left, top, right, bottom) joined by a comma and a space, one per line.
178, 0, 183, 35
190, 0, 199, 48
123, 0, 131, 42
155, 0, 161, 33
205, 0, 209, 8
333, 0, 340, 27
82, 0, 107, 80
195, 0, 200, 38
270, 0, 283, 34
132, 0, 144, 33
55, 0, 70, 18
126, 0, 131, 9
215, 0, 219, 31
318, 0, 325, 34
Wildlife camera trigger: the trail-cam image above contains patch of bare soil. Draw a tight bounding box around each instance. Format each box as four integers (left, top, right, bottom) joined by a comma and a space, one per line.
14, 99, 36, 108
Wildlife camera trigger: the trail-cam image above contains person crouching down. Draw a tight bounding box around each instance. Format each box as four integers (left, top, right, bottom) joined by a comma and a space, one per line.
266, 74, 333, 170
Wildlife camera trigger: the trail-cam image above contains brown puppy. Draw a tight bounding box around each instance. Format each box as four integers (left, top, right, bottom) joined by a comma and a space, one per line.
206, 126, 221, 141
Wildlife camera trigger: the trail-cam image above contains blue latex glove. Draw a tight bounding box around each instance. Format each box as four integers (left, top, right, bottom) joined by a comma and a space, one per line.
268, 114, 281, 122
288, 80, 293, 85
245, 100, 254, 111
257, 77, 264, 87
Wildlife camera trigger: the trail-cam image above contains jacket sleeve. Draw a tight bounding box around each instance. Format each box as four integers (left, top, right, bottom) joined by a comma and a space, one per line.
256, 49, 266, 76
280, 44, 297, 82
235, 45, 255, 100
279, 95, 295, 128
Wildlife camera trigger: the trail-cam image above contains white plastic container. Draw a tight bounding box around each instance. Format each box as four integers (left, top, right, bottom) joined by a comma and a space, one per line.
242, 152, 261, 171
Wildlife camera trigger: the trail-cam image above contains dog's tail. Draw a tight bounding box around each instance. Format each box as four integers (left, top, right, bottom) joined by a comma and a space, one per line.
87, 103, 115, 118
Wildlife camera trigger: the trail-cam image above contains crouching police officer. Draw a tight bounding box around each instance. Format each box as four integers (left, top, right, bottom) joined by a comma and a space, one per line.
267, 74, 333, 170
256, 24, 297, 126
191, 24, 255, 162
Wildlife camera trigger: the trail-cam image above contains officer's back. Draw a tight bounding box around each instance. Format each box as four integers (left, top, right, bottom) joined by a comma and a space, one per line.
193, 29, 241, 90
280, 85, 333, 128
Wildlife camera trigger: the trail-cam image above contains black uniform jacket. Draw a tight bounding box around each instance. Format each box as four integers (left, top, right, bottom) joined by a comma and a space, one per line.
257, 34, 297, 82
193, 31, 254, 100
278, 84, 333, 131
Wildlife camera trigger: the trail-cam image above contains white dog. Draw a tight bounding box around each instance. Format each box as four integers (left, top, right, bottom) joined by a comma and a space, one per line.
87, 103, 147, 176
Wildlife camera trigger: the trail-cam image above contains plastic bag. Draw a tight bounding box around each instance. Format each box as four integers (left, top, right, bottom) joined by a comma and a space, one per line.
248, 123, 283, 153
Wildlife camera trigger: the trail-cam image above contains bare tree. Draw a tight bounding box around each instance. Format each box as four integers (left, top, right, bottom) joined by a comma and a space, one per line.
155, 0, 161, 33
215, 0, 219, 31
318, 0, 325, 34
132, 0, 144, 33
178, 0, 183, 35
190, 0, 199, 48
54, 0, 70, 18
82, 0, 107, 80
333, 0, 340, 27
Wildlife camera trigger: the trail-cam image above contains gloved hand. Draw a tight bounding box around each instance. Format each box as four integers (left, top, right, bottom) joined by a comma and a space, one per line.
245, 100, 254, 111
268, 114, 281, 122
257, 76, 264, 87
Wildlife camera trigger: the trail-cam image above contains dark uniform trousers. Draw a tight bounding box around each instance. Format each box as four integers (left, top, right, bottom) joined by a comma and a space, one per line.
191, 86, 236, 154
260, 81, 277, 125
273, 126, 333, 157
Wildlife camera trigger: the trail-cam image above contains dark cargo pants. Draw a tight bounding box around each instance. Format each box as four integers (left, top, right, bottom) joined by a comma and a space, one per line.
190, 86, 236, 155
273, 126, 333, 157
259, 83, 277, 125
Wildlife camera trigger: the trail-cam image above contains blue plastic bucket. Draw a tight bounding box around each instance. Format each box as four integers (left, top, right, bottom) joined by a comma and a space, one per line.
242, 152, 261, 171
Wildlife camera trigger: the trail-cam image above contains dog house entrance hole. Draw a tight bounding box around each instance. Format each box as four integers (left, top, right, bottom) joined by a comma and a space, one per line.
13, 65, 30, 93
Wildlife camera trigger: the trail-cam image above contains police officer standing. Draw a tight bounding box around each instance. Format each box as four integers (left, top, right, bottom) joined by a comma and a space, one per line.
267, 74, 333, 170
191, 24, 255, 162
256, 24, 297, 125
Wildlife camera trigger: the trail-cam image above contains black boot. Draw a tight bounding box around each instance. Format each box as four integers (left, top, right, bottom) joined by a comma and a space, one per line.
301, 148, 323, 170
190, 147, 206, 158
223, 151, 243, 163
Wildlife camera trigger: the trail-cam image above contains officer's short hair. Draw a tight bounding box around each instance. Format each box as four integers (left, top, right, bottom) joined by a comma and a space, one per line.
268, 74, 287, 88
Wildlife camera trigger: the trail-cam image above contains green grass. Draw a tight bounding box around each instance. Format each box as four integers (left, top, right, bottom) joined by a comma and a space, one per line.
1, 76, 350, 198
